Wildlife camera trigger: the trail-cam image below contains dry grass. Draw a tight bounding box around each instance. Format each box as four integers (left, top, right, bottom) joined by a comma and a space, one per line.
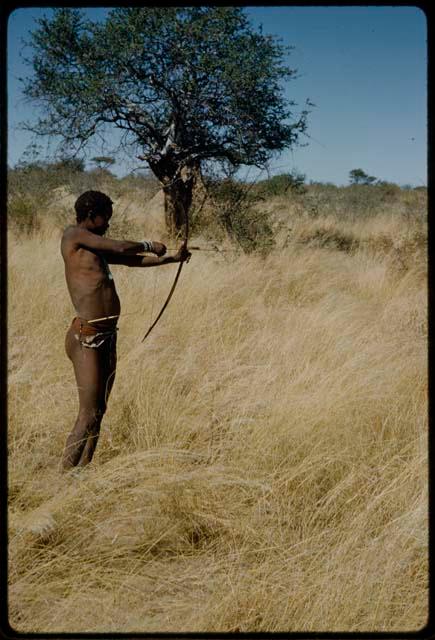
7, 201, 427, 633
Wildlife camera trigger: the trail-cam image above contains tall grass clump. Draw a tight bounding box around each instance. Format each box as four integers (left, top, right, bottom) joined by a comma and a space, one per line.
8, 178, 427, 633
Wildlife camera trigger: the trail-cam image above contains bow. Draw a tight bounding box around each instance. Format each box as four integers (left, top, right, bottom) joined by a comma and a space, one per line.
141, 198, 189, 343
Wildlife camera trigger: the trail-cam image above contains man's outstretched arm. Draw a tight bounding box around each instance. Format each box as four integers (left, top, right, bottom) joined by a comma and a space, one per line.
103, 244, 190, 267
71, 227, 166, 256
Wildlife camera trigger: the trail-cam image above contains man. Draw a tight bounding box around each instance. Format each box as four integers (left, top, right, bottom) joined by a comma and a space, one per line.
61, 190, 190, 471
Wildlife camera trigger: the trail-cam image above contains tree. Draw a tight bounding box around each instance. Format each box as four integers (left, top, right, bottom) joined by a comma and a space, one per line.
91, 156, 116, 171
22, 7, 310, 233
349, 168, 377, 185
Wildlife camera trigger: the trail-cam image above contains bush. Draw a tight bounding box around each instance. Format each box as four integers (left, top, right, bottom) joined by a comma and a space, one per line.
7, 195, 39, 234
374, 181, 402, 198
201, 176, 275, 254
256, 172, 306, 197
297, 182, 407, 221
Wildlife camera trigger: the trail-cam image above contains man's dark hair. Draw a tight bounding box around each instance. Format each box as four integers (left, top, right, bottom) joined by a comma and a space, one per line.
75, 190, 113, 222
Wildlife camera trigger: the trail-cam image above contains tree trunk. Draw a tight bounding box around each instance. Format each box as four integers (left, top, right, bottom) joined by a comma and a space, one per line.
148, 157, 199, 237
163, 172, 194, 236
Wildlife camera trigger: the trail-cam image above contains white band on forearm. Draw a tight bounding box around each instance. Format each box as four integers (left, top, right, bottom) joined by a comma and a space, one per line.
141, 240, 154, 252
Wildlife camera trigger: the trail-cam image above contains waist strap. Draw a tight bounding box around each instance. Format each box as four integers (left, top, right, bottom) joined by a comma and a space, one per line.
72, 316, 118, 336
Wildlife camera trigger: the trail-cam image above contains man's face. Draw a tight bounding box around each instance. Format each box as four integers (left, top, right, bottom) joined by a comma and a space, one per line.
89, 206, 112, 235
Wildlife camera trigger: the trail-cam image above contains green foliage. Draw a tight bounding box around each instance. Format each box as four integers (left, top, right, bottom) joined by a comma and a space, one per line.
200, 176, 275, 254
7, 195, 39, 234
349, 168, 377, 185
8, 158, 89, 233
256, 171, 306, 197
22, 7, 309, 176
51, 157, 86, 173
298, 181, 424, 222
8, 160, 427, 248
9, 159, 85, 194
374, 181, 401, 196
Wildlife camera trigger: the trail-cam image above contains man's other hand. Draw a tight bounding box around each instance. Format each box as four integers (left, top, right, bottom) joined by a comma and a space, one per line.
174, 244, 191, 263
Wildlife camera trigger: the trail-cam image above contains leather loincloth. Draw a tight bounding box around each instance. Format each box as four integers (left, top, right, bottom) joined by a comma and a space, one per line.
71, 317, 118, 349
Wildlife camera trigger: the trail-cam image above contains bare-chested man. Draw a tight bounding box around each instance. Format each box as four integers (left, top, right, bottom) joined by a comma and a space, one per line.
61, 190, 190, 471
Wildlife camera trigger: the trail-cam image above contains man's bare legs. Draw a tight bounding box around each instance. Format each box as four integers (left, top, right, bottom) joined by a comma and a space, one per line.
62, 325, 117, 470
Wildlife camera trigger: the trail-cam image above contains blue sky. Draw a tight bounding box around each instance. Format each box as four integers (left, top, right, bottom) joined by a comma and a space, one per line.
7, 6, 427, 186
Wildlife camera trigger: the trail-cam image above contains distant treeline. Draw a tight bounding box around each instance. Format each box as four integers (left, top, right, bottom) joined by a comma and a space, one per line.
7, 159, 427, 253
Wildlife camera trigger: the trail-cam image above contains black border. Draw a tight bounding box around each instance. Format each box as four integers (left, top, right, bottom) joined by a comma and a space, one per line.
0, 1, 432, 638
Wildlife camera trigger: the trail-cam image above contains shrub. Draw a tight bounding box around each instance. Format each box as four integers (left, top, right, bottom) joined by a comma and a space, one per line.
195, 176, 275, 254
7, 195, 39, 234
256, 171, 307, 197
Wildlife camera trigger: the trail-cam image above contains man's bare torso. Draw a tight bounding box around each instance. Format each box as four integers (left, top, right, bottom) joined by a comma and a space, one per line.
61, 226, 120, 321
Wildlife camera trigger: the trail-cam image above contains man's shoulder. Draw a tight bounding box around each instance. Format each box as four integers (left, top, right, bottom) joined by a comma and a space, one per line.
61, 225, 85, 254
62, 225, 77, 237
62, 225, 89, 244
